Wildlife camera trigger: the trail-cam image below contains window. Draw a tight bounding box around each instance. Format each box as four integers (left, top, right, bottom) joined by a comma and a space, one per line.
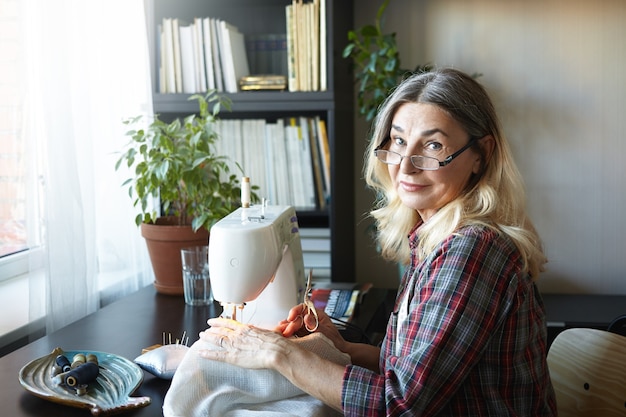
1, 0, 156, 351
0, 1, 46, 350
0, 0, 38, 281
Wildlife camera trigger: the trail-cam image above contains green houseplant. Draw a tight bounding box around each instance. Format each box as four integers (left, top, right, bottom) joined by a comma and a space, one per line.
342, 0, 431, 122
116, 90, 256, 294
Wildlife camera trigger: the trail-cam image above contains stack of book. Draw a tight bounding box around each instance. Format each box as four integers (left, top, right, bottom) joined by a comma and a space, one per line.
285, 0, 327, 92
158, 17, 250, 94
310, 283, 373, 323
158, 0, 326, 94
213, 116, 331, 211
244, 33, 288, 78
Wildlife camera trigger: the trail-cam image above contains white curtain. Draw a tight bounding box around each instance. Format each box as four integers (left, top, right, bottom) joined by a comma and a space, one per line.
21, 0, 154, 333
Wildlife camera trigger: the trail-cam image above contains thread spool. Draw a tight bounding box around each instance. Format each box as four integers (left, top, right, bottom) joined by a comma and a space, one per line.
55, 355, 71, 373
86, 354, 98, 365
71, 353, 86, 369
64, 362, 99, 387
241, 176, 250, 208
75, 384, 88, 396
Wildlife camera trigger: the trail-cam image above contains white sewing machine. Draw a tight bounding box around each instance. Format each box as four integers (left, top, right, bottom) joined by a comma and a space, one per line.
208, 204, 306, 329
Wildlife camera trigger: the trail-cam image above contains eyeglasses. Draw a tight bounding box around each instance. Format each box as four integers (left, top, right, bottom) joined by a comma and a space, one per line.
374, 137, 478, 171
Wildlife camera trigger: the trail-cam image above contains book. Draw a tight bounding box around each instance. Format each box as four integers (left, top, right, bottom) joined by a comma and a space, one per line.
202, 18, 215, 90
239, 75, 286, 91
284, 0, 323, 92
310, 283, 373, 323
253, 119, 269, 195
210, 18, 224, 92
306, 117, 326, 209
157, 23, 166, 93
268, 119, 290, 205
311, 0, 320, 91
315, 116, 331, 198
172, 18, 183, 93
179, 24, 197, 93
296, 1, 307, 91
270, 34, 289, 77
297, 116, 317, 209
241, 119, 267, 195
193, 18, 207, 93
219, 21, 250, 93
285, 121, 306, 208
229, 27, 251, 88
246, 33, 289, 77
161, 18, 177, 93
285, 4, 297, 91
264, 122, 278, 204
319, 0, 327, 91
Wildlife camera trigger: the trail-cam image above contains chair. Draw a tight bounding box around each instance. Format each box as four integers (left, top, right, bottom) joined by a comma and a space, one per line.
547, 328, 626, 416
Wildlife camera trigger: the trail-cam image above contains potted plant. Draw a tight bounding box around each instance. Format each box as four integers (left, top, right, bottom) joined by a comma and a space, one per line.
115, 90, 256, 295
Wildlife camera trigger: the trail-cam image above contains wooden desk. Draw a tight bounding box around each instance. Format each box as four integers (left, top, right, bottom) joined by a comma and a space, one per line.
8, 286, 615, 416
0, 285, 391, 416
0, 286, 219, 416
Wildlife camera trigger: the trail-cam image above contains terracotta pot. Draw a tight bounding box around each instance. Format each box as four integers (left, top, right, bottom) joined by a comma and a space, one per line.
141, 217, 209, 295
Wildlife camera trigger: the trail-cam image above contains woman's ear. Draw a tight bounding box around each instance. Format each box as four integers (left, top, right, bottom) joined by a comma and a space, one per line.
473, 135, 495, 174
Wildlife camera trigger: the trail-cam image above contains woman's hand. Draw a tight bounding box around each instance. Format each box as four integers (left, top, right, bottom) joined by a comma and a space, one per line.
200, 315, 347, 412
275, 303, 348, 352
198, 317, 289, 369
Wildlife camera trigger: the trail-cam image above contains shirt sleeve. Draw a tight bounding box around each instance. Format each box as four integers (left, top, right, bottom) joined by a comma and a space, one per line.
342, 228, 522, 416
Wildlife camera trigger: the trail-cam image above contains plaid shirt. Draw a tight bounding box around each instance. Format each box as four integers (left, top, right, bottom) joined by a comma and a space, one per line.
342, 224, 557, 416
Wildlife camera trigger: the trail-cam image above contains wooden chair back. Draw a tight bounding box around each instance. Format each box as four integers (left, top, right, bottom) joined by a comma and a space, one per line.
547, 327, 626, 417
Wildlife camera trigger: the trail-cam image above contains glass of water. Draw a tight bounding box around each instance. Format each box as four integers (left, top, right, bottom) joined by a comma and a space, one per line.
180, 246, 213, 306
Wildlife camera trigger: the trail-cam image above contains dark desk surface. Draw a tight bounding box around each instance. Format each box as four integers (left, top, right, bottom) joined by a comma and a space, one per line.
0, 285, 392, 417
2, 285, 624, 416
0, 286, 219, 417
542, 293, 626, 328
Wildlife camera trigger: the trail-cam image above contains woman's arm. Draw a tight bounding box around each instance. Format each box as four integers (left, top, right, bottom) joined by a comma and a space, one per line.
341, 341, 380, 372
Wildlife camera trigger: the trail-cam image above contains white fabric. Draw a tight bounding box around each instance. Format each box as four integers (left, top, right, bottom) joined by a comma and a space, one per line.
20, 0, 154, 332
163, 332, 350, 417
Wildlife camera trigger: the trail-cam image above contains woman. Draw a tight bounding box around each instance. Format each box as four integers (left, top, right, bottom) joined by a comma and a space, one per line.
199, 68, 557, 416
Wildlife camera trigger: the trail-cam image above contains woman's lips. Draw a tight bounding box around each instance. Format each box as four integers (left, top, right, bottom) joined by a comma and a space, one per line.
400, 181, 426, 192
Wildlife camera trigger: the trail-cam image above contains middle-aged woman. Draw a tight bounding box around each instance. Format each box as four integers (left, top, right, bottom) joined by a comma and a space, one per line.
198, 68, 557, 416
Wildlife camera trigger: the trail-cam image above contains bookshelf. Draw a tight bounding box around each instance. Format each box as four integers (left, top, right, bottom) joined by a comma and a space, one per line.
145, 0, 355, 282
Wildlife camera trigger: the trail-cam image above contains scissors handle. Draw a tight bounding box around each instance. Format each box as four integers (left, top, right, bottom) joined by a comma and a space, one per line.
303, 270, 319, 332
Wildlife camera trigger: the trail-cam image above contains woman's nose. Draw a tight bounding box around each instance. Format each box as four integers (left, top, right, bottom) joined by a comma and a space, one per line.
400, 155, 419, 173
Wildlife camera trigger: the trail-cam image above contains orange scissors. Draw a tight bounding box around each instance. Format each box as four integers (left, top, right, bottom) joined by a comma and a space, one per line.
303, 269, 319, 332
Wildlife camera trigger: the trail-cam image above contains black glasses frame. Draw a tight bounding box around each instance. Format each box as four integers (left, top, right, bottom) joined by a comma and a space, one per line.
374, 136, 479, 170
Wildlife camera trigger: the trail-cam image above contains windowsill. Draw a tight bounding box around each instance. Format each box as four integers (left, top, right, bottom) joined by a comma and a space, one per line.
0, 269, 46, 357
0, 259, 147, 357
0, 270, 45, 336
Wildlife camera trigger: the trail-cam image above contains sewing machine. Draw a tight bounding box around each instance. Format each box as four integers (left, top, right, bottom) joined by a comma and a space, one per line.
208, 204, 306, 329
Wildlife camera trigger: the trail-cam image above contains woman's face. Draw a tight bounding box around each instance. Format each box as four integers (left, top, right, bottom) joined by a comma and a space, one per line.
386, 102, 482, 222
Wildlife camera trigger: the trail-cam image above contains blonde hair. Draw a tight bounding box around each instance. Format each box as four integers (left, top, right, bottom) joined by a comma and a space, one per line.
364, 68, 546, 279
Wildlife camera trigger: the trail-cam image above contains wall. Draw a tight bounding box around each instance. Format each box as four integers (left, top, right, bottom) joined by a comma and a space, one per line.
353, 0, 626, 294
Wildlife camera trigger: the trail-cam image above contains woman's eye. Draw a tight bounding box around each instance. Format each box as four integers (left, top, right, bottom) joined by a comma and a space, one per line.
389, 137, 405, 150
425, 142, 443, 152
392, 137, 405, 147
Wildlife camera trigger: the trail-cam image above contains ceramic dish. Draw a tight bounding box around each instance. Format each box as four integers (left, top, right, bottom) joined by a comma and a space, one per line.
19, 347, 150, 415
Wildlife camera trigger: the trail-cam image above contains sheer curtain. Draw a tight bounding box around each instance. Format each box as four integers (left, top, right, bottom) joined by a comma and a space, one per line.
22, 0, 154, 333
